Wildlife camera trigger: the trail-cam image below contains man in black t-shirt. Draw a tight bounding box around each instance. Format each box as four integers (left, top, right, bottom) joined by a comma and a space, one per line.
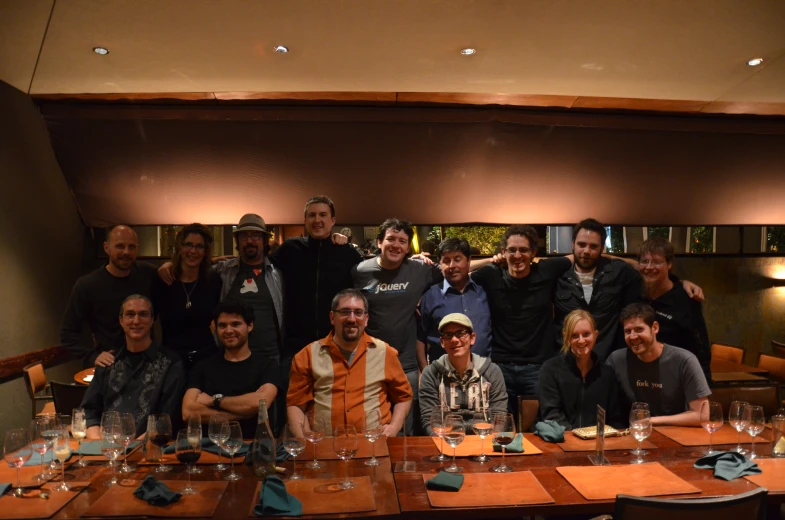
182, 300, 280, 438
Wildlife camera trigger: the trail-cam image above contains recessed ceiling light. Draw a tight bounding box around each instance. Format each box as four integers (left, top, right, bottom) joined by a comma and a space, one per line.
747, 58, 763, 66
460, 48, 476, 56
93, 47, 109, 55
273, 45, 289, 53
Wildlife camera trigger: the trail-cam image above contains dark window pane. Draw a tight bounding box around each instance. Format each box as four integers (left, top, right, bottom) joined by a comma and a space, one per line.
689, 226, 714, 253
767, 226, 785, 252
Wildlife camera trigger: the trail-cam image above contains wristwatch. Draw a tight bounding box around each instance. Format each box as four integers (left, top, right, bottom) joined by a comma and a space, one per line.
213, 394, 224, 409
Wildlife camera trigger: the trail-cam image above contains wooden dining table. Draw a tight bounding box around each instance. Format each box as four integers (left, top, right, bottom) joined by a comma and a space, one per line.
73, 367, 95, 385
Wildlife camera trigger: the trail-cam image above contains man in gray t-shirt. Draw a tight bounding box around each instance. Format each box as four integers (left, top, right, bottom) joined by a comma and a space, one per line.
607, 303, 710, 426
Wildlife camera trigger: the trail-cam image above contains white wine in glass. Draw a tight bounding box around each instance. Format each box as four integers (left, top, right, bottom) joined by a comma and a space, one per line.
52, 427, 72, 492
71, 408, 88, 467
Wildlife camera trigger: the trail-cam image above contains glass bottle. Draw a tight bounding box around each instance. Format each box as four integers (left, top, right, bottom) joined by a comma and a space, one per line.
252, 399, 276, 477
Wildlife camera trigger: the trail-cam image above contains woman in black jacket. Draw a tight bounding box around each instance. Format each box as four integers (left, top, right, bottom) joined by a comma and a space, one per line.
538, 309, 624, 429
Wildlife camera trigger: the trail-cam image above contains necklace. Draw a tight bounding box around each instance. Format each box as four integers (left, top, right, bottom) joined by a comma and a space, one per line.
181, 280, 199, 309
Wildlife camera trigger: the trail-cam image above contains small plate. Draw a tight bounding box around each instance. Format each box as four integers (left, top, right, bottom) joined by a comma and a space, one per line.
83, 375, 94, 382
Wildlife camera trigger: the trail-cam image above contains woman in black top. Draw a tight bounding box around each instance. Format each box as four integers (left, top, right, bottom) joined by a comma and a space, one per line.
152, 223, 222, 371
538, 309, 623, 429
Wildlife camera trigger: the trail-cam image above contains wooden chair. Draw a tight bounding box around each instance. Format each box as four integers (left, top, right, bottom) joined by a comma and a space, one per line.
517, 396, 539, 433
22, 362, 55, 418
772, 339, 785, 358
613, 488, 766, 520
50, 381, 88, 415
710, 384, 782, 418
757, 353, 785, 384
710, 343, 745, 364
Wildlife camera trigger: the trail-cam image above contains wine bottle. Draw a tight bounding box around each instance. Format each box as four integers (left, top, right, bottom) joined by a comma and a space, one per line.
252, 399, 276, 478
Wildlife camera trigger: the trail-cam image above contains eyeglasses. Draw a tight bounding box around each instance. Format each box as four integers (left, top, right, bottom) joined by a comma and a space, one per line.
440, 329, 471, 341
238, 233, 264, 242
121, 311, 152, 320
181, 242, 205, 251
639, 260, 666, 268
334, 309, 367, 318
505, 247, 533, 255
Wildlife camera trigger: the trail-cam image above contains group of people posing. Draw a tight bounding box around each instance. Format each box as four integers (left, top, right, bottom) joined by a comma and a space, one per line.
60, 195, 713, 439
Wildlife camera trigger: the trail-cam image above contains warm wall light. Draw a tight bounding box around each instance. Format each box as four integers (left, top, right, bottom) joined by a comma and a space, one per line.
747, 58, 763, 66
273, 45, 289, 53
93, 47, 109, 55
460, 48, 476, 56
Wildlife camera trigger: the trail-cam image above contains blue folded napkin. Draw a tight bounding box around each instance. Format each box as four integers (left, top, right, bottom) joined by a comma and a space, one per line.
133, 476, 182, 506
534, 421, 566, 443
24, 451, 71, 465
0, 483, 11, 496
425, 471, 464, 491
163, 438, 249, 457
254, 475, 303, 516
492, 433, 524, 453
694, 451, 762, 481
77, 440, 140, 456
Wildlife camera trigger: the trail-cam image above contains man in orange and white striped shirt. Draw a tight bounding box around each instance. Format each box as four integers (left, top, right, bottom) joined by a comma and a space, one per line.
287, 289, 413, 436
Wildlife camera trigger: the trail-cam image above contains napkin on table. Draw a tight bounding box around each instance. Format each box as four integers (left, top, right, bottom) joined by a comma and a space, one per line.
133, 475, 182, 506
534, 420, 566, 443
254, 475, 302, 516
425, 471, 464, 491
492, 432, 524, 453
694, 451, 761, 481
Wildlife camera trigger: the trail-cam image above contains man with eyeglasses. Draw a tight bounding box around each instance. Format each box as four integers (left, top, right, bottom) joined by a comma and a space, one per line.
80, 295, 185, 438
287, 289, 413, 437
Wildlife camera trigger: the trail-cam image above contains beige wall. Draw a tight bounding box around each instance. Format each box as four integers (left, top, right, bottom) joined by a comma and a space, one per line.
0, 80, 84, 438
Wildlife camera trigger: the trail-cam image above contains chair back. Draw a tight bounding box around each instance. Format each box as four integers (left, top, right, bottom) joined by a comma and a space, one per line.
50, 381, 88, 414
614, 488, 766, 520
709, 384, 782, 418
758, 353, 785, 384
772, 339, 785, 358
517, 396, 539, 433
22, 362, 48, 397
711, 343, 745, 364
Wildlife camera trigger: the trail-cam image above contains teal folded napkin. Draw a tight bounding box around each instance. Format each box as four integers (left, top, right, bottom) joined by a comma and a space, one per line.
534, 421, 566, 443
492, 433, 524, 453
163, 438, 249, 457
77, 440, 140, 456
254, 475, 303, 516
425, 471, 464, 491
133, 476, 182, 506
0, 483, 10, 496
694, 451, 762, 481
24, 451, 72, 465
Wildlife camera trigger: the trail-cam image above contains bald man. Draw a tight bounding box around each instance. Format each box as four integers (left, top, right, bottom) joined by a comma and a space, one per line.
60, 225, 158, 367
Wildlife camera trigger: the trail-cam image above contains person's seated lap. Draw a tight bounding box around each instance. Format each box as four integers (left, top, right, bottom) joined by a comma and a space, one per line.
182, 300, 279, 438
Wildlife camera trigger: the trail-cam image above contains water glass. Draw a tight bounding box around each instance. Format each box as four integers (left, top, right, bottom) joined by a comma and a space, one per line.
333, 425, 359, 490
282, 424, 306, 480
771, 414, 785, 458
630, 408, 652, 464
743, 405, 765, 459
208, 414, 229, 471
700, 401, 724, 455
362, 409, 384, 467
429, 405, 451, 462
470, 407, 493, 463
3, 429, 32, 497
443, 414, 465, 473
304, 410, 327, 469
728, 400, 749, 455
222, 421, 244, 481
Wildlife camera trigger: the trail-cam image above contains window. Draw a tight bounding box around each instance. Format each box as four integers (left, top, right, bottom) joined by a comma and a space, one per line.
443, 225, 507, 255
688, 226, 714, 253
766, 226, 785, 252
646, 227, 670, 240
605, 226, 625, 254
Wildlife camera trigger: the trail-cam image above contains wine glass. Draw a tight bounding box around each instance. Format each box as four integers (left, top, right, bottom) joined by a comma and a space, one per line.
490, 412, 515, 473
100, 419, 123, 487
304, 410, 327, 469
728, 400, 749, 455
333, 425, 359, 490
30, 415, 55, 481
208, 414, 229, 471
175, 430, 201, 495
630, 408, 652, 464
4, 428, 32, 497
743, 405, 765, 459
629, 402, 650, 456
362, 409, 384, 467
700, 401, 724, 455
52, 427, 72, 492
100, 412, 119, 467
186, 414, 203, 474
443, 414, 465, 473
429, 405, 452, 462
222, 421, 244, 481
148, 414, 172, 473
470, 407, 493, 463
282, 424, 306, 480
116, 413, 136, 473
71, 409, 88, 467
52, 415, 71, 474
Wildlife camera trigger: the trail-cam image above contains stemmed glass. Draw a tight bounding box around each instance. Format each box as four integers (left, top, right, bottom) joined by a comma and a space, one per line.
222, 421, 244, 481
629, 402, 650, 457
30, 415, 55, 481
700, 401, 724, 455
362, 409, 384, 467
51, 415, 71, 475
100, 412, 119, 467
175, 430, 201, 495
429, 405, 452, 462
4, 428, 32, 497
470, 408, 493, 463
100, 418, 123, 487
52, 427, 72, 492
208, 414, 229, 471
148, 414, 172, 473
443, 414, 465, 473
304, 410, 327, 470
729, 401, 749, 455
282, 424, 306, 480
333, 425, 359, 490
490, 412, 515, 473
743, 405, 765, 459
116, 413, 136, 473
71, 408, 88, 467
186, 414, 203, 474
630, 408, 652, 464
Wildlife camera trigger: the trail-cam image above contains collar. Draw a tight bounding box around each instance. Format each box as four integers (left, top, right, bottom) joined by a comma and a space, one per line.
564, 350, 599, 377
440, 277, 477, 295
319, 331, 376, 365
116, 341, 161, 362
239, 257, 273, 272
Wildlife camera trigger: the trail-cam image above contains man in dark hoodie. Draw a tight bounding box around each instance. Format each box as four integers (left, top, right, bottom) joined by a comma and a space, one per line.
419, 313, 508, 435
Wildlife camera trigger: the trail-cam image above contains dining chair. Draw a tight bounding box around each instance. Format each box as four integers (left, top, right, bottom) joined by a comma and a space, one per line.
517, 395, 539, 433
771, 339, 785, 358
758, 353, 785, 384
710, 343, 745, 364
710, 384, 782, 418
613, 488, 767, 520
22, 362, 55, 419
50, 380, 88, 414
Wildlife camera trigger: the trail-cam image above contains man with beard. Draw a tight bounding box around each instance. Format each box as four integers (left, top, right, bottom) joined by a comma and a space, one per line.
60, 225, 158, 367
607, 303, 710, 426
183, 300, 279, 438
287, 289, 412, 437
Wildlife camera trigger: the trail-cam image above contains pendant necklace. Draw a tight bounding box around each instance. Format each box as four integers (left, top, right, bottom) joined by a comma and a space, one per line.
181, 280, 199, 309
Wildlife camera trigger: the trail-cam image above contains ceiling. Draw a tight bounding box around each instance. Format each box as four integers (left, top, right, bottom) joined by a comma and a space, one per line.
2, 0, 785, 114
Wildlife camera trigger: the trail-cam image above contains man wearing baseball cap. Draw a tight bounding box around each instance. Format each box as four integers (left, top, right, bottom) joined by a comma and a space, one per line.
418, 313, 508, 435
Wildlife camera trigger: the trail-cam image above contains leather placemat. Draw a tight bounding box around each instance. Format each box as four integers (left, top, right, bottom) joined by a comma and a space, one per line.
558, 432, 657, 452
0, 465, 57, 488
81, 480, 228, 517
69, 440, 142, 461
557, 462, 701, 500
248, 476, 376, 516
313, 436, 388, 459
136, 450, 245, 465
423, 471, 554, 507
431, 434, 542, 456
0, 481, 89, 519
744, 458, 785, 492
654, 424, 771, 447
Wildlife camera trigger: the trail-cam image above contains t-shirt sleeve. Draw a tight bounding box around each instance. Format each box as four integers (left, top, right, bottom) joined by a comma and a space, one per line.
680, 350, 712, 402
539, 256, 573, 279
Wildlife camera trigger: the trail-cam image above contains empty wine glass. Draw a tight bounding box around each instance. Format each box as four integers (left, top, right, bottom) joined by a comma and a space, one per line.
222, 421, 244, 481
282, 423, 306, 480
4, 428, 32, 497
470, 407, 493, 463
175, 430, 201, 495
743, 405, 765, 459
100, 419, 123, 487
630, 408, 652, 464
443, 414, 465, 473
490, 412, 515, 473
700, 401, 724, 455
304, 410, 327, 469
116, 413, 136, 473
100, 412, 119, 467
208, 414, 229, 471
52, 427, 72, 492
728, 400, 749, 455
148, 414, 172, 473
629, 402, 650, 456
429, 405, 451, 462
362, 409, 384, 467
186, 414, 203, 474
333, 425, 359, 490
71, 408, 88, 467
30, 415, 55, 481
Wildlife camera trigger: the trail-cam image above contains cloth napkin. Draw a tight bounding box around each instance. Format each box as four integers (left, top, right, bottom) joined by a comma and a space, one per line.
694, 451, 762, 481
163, 438, 249, 457
77, 440, 140, 456
133, 476, 182, 506
254, 475, 303, 516
0, 483, 11, 496
425, 471, 464, 491
24, 451, 71, 465
534, 421, 566, 443
492, 433, 524, 453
